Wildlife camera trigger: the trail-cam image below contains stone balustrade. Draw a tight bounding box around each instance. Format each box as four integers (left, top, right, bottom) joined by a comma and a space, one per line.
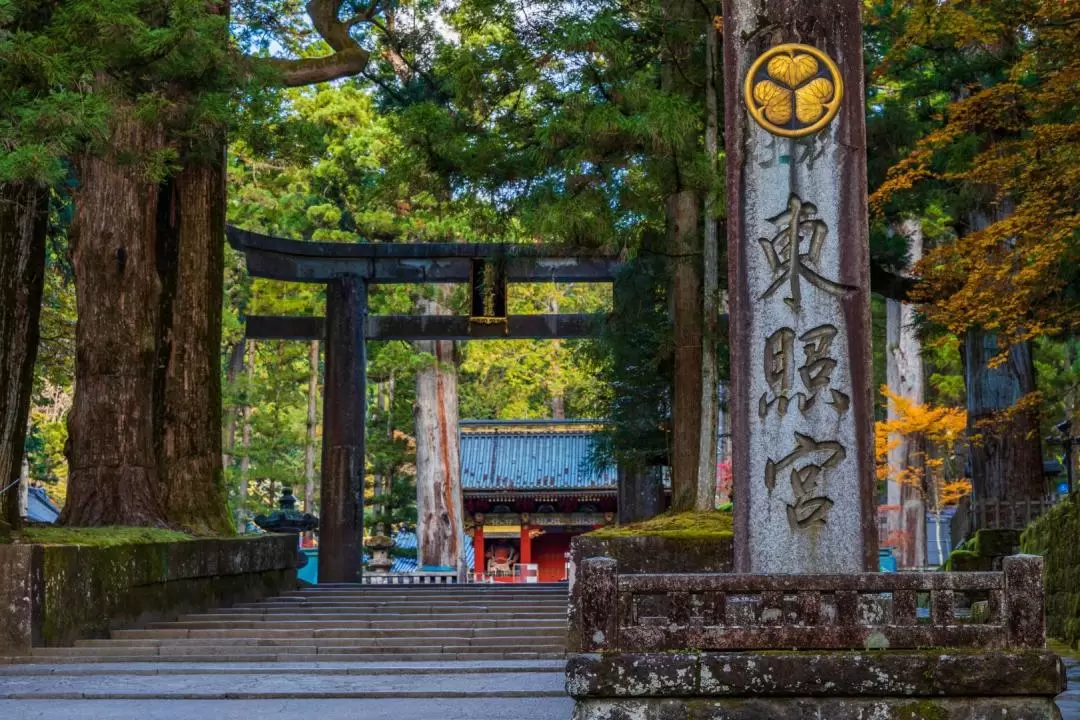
360, 571, 459, 584
571, 554, 1045, 653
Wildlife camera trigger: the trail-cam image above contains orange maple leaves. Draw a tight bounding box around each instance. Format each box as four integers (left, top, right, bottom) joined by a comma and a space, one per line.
869, 0, 1080, 349
875, 387, 971, 510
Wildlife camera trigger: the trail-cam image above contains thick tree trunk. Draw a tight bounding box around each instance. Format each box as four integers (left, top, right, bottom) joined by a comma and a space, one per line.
414, 295, 463, 574
662, 0, 708, 512
238, 340, 254, 531
547, 294, 566, 419
963, 209, 1044, 503
697, 7, 721, 511
885, 218, 926, 567
63, 112, 168, 527
222, 339, 246, 470
156, 163, 232, 534
0, 182, 47, 530
305, 339, 319, 513
669, 190, 706, 511
964, 331, 1044, 501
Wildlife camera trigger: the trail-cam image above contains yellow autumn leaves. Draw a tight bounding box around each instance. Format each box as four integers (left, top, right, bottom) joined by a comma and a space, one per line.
752, 51, 837, 128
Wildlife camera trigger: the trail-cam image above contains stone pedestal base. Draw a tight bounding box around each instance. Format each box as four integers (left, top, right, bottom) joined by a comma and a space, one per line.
567, 651, 1066, 720
573, 697, 1061, 719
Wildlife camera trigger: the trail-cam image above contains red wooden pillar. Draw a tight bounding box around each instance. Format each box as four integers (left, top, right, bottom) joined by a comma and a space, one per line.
473, 522, 485, 577
520, 523, 532, 565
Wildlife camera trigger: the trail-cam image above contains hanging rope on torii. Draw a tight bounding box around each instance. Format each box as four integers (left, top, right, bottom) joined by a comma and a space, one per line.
227, 226, 622, 583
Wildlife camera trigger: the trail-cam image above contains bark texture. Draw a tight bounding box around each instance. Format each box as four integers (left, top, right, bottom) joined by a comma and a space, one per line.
670, 189, 705, 510
697, 7, 721, 511
304, 339, 320, 513
414, 295, 464, 574
885, 218, 925, 567
156, 163, 232, 534
221, 339, 246, 470
663, 0, 708, 512
965, 332, 1044, 500
63, 113, 168, 527
0, 182, 47, 530
963, 209, 1044, 502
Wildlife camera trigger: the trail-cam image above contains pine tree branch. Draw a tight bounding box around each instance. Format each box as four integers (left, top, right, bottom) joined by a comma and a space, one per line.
246, 0, 377, 87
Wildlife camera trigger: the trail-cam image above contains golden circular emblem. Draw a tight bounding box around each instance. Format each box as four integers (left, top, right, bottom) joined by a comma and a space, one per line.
744, 43, 843, 138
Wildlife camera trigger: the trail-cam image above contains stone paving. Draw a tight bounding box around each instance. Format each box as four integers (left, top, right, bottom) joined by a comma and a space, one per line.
1059, 657, 1080, 719
0, 697, 576, 719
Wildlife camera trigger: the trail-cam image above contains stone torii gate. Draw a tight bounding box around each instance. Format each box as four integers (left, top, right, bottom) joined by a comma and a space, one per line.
227, 227, 621, 583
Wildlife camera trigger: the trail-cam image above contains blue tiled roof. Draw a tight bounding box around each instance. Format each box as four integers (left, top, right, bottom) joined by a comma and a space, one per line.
27, 487, 60, 524
388, 530, 475, 573
460, 421, 616, 491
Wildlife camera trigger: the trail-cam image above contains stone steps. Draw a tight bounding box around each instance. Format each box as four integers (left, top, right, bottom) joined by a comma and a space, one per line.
5, 651, 563, 664
1, 582, 570, 665
170, 613, 565, 621
74, 635, 565, 648
144, 618, 565, 630
31, 643, 567, 658
109, 627, 564, 640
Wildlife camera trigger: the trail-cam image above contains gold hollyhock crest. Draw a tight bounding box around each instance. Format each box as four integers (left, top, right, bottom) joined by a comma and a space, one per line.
744, 43, 843, 138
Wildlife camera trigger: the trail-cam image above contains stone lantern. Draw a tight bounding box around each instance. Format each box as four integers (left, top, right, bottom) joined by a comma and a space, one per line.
253, 487, 319, 534
364, 524, 394, 575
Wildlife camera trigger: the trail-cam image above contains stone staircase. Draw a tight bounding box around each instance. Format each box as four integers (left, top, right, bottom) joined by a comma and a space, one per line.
2, 583, 569, 664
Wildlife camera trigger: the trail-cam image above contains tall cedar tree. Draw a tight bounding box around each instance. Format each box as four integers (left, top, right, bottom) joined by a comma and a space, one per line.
869, 0, 1078, 501
49, 0, 388, 529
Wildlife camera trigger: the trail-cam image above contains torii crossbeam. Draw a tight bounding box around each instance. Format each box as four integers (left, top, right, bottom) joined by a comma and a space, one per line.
227, 227, 622, 582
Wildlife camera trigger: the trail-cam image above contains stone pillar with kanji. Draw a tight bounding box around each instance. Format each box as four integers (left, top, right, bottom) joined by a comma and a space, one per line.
725, 0, 877, 573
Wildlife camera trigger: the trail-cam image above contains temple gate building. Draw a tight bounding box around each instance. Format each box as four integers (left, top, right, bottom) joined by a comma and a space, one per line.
461, 420, 627, 582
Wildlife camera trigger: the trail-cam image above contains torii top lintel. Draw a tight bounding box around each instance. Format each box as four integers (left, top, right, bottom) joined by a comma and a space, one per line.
226, 226, 622, 284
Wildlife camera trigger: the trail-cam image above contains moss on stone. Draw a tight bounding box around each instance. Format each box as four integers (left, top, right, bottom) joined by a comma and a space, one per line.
944, 528, 1019, 571
586, 511, 733, 540
1021, 492, 1080, 648
15, 526, 194, 547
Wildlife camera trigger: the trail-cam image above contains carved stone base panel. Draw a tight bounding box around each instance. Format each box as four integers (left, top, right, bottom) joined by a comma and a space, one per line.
571, 698, 1062, 720
566, 651, 1066, 699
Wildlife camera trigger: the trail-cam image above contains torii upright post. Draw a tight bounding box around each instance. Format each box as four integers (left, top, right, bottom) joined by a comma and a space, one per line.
725, 0, 877, 573
319, 275, 367, 583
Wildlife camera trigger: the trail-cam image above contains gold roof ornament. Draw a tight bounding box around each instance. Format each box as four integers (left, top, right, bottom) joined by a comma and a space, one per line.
744, 43, 843, 138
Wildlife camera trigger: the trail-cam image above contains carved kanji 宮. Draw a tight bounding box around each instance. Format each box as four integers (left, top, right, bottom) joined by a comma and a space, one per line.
764, 432, 846, 530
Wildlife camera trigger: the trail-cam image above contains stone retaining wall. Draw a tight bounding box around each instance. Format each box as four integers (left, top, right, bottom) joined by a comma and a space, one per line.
1021, 492, 1080, 647
0, 534, 297, 652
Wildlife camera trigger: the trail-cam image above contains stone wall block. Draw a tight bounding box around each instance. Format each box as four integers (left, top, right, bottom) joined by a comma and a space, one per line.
0, 534, 297, 650
0, 545, 42, 652
1004, 554, 1046, 648
578, 556, 618, 652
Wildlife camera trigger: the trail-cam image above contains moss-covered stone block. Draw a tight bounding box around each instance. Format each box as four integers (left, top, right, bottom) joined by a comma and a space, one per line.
0, 533, 297, 653
1022, 492, 1080, 648
945, 528, 1021, 572
568, 650, 1066, 720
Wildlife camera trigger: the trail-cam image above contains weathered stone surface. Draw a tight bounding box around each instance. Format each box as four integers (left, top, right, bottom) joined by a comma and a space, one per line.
566, 651, 1066, 699
725, 0, 877, 574
569, 538, 733, 652
572, 697, 1062, 720
567, 655, 699, 698
0, 535, 296, 652
0, 545, 42, 652
1021, 494, 1080, 646
571, 535, 734, 576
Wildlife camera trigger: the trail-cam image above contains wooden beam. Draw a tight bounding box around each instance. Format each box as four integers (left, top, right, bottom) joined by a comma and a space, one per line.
245, 315, 324, 341
228, 226, 621, 284
244, 314, 608, 341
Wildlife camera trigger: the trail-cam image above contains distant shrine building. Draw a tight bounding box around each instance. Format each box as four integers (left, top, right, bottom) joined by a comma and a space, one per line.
462, 420, 629, 583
